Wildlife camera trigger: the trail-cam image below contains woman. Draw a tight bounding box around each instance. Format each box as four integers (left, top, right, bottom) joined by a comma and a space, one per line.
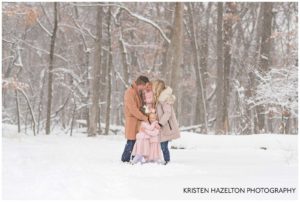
152, 80, 180, 165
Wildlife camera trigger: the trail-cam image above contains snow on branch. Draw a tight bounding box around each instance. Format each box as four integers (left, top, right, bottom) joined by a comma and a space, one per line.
3, 77, 28, 90
51, 68, 81, 83
248, 65, 298, 117
17, 38, 69, 63
115, 70, 129, 88
2, 77, 36, 135
70, 3, 171, 44
37, 18, 53, 37
14, 43, 23, 67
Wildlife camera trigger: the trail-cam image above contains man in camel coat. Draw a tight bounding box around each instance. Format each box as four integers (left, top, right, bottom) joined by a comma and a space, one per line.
121, 76, 149, 162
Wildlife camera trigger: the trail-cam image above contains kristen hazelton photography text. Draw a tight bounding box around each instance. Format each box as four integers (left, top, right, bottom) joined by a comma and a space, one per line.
183, 187, 297, 194
2, 1, 298, 200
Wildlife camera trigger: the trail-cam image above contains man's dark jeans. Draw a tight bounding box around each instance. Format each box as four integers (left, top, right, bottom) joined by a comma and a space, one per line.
160, 141, 170, 162
121, 140, 136, 162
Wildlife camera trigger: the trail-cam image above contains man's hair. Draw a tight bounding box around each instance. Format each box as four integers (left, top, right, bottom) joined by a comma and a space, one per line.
136, 75, 149, 85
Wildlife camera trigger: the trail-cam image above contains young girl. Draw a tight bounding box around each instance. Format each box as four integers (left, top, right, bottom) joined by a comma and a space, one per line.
131, 112, 161, 164
146, 113, 162, 163
142, 82, 155, 113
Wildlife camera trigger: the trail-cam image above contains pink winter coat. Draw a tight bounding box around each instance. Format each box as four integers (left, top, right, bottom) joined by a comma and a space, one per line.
138, 121, 160, 143
156, 86, 180, 142
143, 89, 154, 105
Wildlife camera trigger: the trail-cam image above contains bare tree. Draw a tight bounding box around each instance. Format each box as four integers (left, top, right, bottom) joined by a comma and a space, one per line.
15, 88, 21, 133
187, 3, 208, 133
168, 2, 184, 113
215, 2, 225, 134
45, 2, 58, 135
88, 6, 103, 136
2, 2, 297, 135
222, 2, 237, 134
105, 7, 113, 135
256, 2, 273, 133
260, 2, 273, 72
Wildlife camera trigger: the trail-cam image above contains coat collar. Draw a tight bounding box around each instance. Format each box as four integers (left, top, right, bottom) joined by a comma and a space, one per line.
131, 81, 143, 104
131, 81, 137, 91
158, 86, 176, 104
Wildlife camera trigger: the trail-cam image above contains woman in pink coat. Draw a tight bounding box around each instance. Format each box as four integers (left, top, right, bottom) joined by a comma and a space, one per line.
131, 112, 161, 164
152, 80, 180, 165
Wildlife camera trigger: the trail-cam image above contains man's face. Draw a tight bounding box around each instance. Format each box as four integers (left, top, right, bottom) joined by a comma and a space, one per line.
137, 83, 146, 92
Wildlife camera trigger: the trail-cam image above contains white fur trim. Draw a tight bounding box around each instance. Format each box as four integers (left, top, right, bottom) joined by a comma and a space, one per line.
158, 86, 176, 104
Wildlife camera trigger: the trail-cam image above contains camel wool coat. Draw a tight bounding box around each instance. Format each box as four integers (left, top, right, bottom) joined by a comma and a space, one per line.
124, 82, 148, 140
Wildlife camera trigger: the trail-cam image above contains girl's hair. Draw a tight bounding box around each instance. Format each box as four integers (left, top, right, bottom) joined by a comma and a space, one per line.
148, 112, 156, 117
152, 79, 166, 107
148, 112, 157, 124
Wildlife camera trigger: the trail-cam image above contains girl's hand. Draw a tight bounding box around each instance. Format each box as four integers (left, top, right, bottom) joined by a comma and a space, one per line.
155, 123, 161, 129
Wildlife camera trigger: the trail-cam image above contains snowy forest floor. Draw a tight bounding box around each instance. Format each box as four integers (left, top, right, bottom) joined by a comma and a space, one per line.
2, 124, 298, 200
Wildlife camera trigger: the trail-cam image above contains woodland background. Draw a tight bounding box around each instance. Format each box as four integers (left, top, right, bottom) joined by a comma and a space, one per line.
2, 2, 298, 136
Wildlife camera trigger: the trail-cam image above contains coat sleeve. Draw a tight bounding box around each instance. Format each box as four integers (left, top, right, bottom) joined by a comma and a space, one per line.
125, 91, 148, 121
158, 102, 172, 126
145, 128, 159, 137
141, 121, 157, 130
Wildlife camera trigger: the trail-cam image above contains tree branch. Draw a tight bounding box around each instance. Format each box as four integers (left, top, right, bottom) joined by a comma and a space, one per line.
70, 3, 170, 43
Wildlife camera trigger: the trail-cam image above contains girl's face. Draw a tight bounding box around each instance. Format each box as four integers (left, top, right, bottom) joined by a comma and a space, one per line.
146, 83, 152, 91
149, 113, 157, 123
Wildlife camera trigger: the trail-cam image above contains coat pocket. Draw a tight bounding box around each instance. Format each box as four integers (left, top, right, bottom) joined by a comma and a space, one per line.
167, 120, 172, 130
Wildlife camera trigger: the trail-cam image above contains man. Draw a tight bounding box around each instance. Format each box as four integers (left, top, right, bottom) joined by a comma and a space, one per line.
121, 76, 149, 162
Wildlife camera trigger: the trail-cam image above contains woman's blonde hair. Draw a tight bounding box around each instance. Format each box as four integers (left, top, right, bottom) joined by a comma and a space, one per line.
152, 79, 166, 107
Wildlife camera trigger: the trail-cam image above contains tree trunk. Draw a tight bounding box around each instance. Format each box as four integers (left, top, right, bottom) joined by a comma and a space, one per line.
119, 33, 130, 85
85, 52, 90, 133
215, 2, 225, 134
161, 3, 174, 77
187, 3, 208, 133
15, 89, 21, 133
105, 8, 113, 135
260, 2, 273, 71
168, 2, 184, 115
200, 2, 212, 97
257, 2, 273, 133
248, 3, 263, 134
222, 2, 236, 134
45, 2, 58, 135
88, 6, 103, 136
18, 88, 36, 136
70, 95, 76, 137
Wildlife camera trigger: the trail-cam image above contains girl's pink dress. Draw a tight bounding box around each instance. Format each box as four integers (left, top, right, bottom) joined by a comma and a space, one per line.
143, 121, 162, 162
132, 121, 161, 162
146, 129, 161, 161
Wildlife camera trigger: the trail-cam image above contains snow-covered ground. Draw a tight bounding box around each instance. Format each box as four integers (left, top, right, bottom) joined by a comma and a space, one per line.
2, 124, 298, 200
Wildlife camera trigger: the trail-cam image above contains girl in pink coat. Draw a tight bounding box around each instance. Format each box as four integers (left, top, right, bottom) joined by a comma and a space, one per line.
142, 82, 155, 113
131, 112, 161, 164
